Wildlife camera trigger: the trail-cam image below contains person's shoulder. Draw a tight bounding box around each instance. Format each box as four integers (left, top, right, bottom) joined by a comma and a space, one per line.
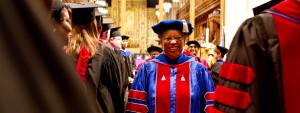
101, 44, 113, 52
98, 44, 116, 59
211, 62, 223, 71
142, 60, 155, 66
127, 50, 132, 53
240, 14, 270, 28
136, 60, 155, 73
189, 59, 207, 70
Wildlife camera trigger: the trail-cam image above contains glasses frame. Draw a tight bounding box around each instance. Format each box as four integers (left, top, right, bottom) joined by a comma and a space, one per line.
162, 36, 184, 42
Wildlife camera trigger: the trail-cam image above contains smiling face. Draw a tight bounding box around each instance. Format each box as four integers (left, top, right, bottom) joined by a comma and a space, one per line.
160, 29, 185, 59
188, 44, 199, 56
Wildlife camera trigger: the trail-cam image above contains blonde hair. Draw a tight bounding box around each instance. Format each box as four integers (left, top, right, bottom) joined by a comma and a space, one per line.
66, 19, 99, 58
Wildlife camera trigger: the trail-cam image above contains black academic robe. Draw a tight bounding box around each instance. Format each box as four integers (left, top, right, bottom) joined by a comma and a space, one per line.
212, 1, 300, 113
86, 44, 128, 113
129, 53, 136, 73
123, 56, 134, 78
210, 61, 224, 85
212, 13, 283, 113
121, 50, 136, 76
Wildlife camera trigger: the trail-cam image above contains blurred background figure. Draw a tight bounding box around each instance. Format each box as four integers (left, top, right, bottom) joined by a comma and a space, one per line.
51, 0, 72, 47
147, 45, 163, 60
213, 45, 228, 63
186, 40, 200, 56
98, 18, 114, 44
108, 27, 123, 49
0, 0, 98, 112
186, 40, 209, 68
213, 0, 300, 113
206, 47, 216, 70
210, 45, 228, 85
120, 35, 135, 105
100, 26, 129, 113
136, 45, 163, 71
121, 35, 135, 82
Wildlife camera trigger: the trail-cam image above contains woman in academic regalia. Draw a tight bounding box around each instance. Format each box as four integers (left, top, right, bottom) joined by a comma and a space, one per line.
126, 20, 215, 113
64, 2, 128, 113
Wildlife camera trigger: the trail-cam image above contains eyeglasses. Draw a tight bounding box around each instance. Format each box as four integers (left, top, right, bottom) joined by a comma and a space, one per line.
188, 45, 198, 49
162, 36, 183, 42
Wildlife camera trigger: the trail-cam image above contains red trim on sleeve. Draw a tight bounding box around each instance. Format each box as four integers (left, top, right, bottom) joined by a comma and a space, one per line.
128, 90, 147, 101
176, 63, 191, 113
204, 92, 215, 101
214, 85, 251, 110
76, 46, 91, 82
155, 64, 171, 113
205, 105, 224, 113
219, 62, 255, 85
126, 102, 148, 113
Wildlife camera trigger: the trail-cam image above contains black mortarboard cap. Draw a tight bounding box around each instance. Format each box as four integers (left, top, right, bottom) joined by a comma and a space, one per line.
103, 18, 114, 24
95, 12, 109, 28
110, 26, 121, 38
152, 20, 194, 36
253, 0, 284, 15
100, 18, 114, 32
66, 2, 102, 25
186, 40, 201, 48
102, 24, 110, 32
52, 0, 65, 11
95, 12, 107, 17
95, 13, 103, 28
121, 35, 130, 40
147, 46, 163, 53
216, 45, 228, 56
51, 0, 66, 22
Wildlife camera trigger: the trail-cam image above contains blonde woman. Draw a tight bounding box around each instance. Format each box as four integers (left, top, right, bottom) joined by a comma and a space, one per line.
66, 2, 128, 113
65, 3, 99, 81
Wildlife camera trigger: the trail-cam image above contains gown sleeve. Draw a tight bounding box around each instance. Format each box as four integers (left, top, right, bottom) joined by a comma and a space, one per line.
196, 63, 215, 113
126, 63, 149, 113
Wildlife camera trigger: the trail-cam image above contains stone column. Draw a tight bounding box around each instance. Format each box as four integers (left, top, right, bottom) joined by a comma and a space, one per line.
189, 0, 195, 41
120, 0, 126, 33
221, 0, 225, 27
158, 0, 164, 22
220, 0, 225, 46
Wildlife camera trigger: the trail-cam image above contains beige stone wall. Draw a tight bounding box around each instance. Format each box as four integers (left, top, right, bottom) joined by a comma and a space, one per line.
109, 0, 158, 53
147, 8, 159, 47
